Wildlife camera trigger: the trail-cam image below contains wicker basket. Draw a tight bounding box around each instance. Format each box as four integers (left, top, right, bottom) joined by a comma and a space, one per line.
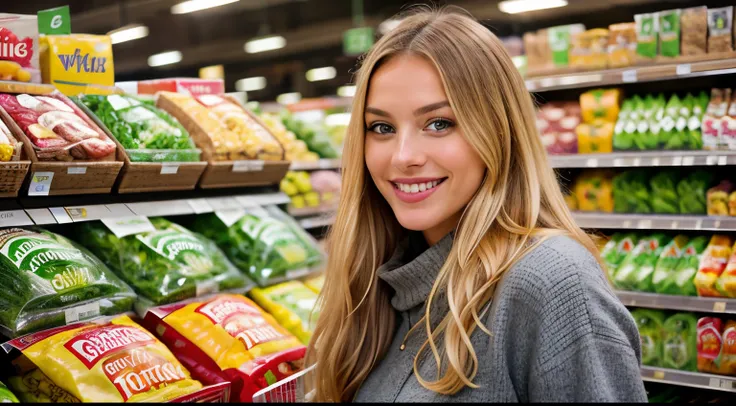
73, 98, 207, 194
156, 92, 290, 189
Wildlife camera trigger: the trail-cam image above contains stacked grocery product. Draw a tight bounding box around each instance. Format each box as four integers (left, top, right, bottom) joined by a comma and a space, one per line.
524, 5, 732, 75
536, 101, 580, 154
281, 111, 340, 159
575, 89, 620, 154
601, 232, 736, 299
280, 170, 341, 209
259, 113, 320, 162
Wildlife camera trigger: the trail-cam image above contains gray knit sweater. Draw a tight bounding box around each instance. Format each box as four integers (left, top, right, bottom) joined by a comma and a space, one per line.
353, 232, 648, 402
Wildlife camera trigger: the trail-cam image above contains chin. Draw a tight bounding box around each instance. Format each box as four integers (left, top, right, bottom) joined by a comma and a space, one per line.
392, 208, 441, 232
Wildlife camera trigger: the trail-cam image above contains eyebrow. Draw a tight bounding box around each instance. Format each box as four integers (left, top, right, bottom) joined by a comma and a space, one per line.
364, 101, 451, 118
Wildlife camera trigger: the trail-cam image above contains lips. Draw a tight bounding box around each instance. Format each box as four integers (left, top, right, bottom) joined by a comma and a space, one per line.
390, 177, 447, 203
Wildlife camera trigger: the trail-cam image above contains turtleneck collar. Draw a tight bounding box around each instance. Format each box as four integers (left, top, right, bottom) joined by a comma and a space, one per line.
377, 230, 455, 312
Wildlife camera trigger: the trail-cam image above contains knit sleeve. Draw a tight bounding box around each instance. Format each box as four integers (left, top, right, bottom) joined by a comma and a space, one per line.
526, 256, 648, 402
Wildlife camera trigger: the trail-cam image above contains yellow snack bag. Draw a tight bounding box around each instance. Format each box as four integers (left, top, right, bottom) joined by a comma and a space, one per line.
39, 34, 114, 96
4, 315, 201, 402
304, 274, 325, 294
144, 294, 306, 402
249, 280, 320, 344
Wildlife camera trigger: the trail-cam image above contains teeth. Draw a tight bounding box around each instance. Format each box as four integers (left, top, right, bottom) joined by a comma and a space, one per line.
395, 180, 442, 194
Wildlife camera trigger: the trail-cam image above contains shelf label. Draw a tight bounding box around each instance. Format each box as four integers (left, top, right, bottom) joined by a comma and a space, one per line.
613, 158, 625, 167
672, 156, 683, 166
106, 203, 134, 218
713, 302, 727, 312
695, 219, 703, 230
49, 207, 72, 224
637, 219, 653, 229
160, 163, 179, 175
585, 158, 598, 168
709, 377, 735, 390
707, 155, 718, 165
682, 156, 695, 166
188, 198, 214, 214
622, 220, 632, 228
622, 69, 637, 83
215, 209, 246, 227
652, 370, 665, 380
670, 221, 679, 229
231, 160, 265, 173
676, 64, 692, 75
25, 208, 56, 225
651, 157, 660, 166
101, 216, 155, 238
67, 166, 87, 175
0, 210, 33, 227
632, 158, 641, 167
718, 155, 728, 166
28, 172, 54, 196
64, 301, 100, 324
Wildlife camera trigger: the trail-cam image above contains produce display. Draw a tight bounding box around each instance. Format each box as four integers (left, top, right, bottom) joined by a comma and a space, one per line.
72, 217, 251, 309
249, 280, 320, 344
143, 294, 306, 402
190, 205, 323, 287
80, 94, 201, 162
258, 113, 319, 162
280, 170, 340, 209
0, 92, 117, 161
157, 92, 284, 161
613, 233, 670, 291
631, 309, 699, 372
281, 111, 340, 159
0, 227, 136, 337
601, 233, 638, 281
5, 315, 202, 402
652, 236, 708, 296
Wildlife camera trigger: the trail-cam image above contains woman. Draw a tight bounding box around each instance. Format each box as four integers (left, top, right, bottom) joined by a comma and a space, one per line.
306, 7, 647, 403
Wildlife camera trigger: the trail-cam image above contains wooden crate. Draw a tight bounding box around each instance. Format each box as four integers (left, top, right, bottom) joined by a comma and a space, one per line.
0, 86, 123, 196
73, 98, 207, 194
156, 92, 290, 189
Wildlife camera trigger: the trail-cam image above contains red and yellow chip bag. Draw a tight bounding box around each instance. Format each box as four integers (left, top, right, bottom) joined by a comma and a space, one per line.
143, 294, 306, 402
4, 315, 202, 402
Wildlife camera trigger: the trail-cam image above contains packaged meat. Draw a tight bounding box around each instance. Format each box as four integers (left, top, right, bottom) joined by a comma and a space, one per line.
681, 6, 708, 55
537, 102, 580, 155
694, 235, 734, 297
0, 92, 117, 161
702, 88, 731, 150
4, 315, 203, 402
143, 294, 306, 402
697, 317, 724, 373
0, 14, 40, 83
607, 23, 637, 68
39, 35, 114, 96
707, 7, 734, 53
249, 280, 320, 345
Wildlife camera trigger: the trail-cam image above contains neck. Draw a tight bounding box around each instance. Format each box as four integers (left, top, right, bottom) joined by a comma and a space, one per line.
422, 211, 461, 246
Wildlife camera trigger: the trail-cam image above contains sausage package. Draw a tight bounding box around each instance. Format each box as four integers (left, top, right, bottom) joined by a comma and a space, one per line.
2, 315, 202, 402
249, 280, 320, 344
143, 294, 306, 402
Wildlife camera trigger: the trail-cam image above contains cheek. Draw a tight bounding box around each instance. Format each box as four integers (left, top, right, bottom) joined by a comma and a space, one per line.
434, 135, 486, 189
364, 137, 390, 183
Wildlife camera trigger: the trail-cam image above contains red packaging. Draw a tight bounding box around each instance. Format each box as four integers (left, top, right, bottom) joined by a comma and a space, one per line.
143, 294, 306, 402
136, 78, 225, 96
538, 101, 580, 155
697, 317, 724, 373
0, 14, 40, 83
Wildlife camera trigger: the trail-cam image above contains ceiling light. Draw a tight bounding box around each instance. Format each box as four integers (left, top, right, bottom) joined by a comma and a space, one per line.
337, 85, 356, 97
244, 35, 286, 54
108, 24, 149, 44
277, 92, 302, 105
235, 76, 267, 92
306, 66, 336, 82
171, 0, 239, 14
148, 50, 182, 67
498, 0, 568, 14
325, 113, 351, 127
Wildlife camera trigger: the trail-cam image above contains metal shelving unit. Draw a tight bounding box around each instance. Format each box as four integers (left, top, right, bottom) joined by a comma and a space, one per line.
641, 367, 736, 393
571, 213, 736, 232
289, 159, 342, 171
616, 291, 736, 314
298, 214, 335, 230
549, 151, 736, 169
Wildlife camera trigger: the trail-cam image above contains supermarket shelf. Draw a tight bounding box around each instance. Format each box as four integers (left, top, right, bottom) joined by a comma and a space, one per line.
289, 159, 342, 171
526, 57, 736, 92
0, 191, 290, 227
549, 151, 736, 169
616, 291, 736, 314
299, 214, 336, 230
572, 212, 736, 231
641, 367, 736, 393
288, 205, 337, 218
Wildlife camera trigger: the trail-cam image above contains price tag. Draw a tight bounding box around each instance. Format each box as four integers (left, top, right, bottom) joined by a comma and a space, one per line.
232, 160, 250, 172
670, 221, 679, 229
713, 302, 727, 312
651, 157, 660, 167
49, 207, 73, 224
187, 199, 214, 214
653, 370, 665, 380
613, 158, 625, 167
622, 220, 632, 228
585, 158, 598, 168
707, 155, 718, 165
622, 69, 637, 83
25, 208, 56, 225
718, 155, 728, 166
101, 216, 155, 238
682, 156, 695, 166
105, 203, 135, 218
709, 377, 735, 390
0, 210, 33, 227
676, 64, 692, 75
196, 280, 219, 297
64, 301, 100, 324
215, 209, 246, 227
28, 172, 54, 196
248, 160, 265, 171
67, 166, 87, 174
672, 156, 683, 166
714, 220, 722, 229
695, 219, 703, 230
160, 163, 179, 174
632, 158, 641, 167
637, 219, 652, 229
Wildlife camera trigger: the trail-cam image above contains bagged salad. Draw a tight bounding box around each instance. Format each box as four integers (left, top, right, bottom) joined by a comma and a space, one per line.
79, 94, 201, 162
600, 233, 638, 281
72, 217, 252, 311
631, 308, 665, 367
3, 315, 202, 402
653, 236, 708, 296
613, 233, 670, 291
249, 280, 320, 345
662, 312, 698, 371
143, 294, 306, 402
0, 227, 136, 337
642, 235, 689, 292
190, 205, 324, 287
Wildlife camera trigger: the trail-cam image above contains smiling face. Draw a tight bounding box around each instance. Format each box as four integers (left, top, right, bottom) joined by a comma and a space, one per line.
364, 54, 486, 245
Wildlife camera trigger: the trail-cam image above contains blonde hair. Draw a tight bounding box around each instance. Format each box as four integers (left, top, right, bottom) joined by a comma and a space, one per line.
306, 6, 601, 402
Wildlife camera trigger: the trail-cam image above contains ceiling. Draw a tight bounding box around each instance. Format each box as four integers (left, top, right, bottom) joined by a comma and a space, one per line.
2, 0, 715, 101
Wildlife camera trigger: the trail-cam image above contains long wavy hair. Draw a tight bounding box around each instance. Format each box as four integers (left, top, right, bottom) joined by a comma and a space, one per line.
305, 6, 601, 402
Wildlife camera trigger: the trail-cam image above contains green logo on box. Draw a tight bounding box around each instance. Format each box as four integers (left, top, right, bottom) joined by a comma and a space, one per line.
38, 6, 71, 35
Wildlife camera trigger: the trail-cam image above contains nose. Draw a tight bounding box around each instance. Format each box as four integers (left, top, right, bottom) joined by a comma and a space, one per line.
392, 129, 426, 170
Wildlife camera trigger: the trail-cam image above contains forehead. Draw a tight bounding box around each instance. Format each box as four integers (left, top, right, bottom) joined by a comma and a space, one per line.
366, 54, 448, 110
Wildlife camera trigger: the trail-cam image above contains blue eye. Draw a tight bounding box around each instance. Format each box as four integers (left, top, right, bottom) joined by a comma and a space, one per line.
426, 119, 454, 132
368, 123, 395, 134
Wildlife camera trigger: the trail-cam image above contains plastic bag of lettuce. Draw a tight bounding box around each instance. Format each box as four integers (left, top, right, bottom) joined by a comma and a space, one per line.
72, 217, 251, 313
0, 227, 136, 337
190, 205, 324, 287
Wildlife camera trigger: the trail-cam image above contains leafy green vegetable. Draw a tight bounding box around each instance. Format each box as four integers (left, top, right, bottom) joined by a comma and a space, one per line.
676, 170, 713, 214
631, 308, 666, 367
80, 94, 200, 162
0, 227, 136, 337
281, 111, 340, 159
190, 205, 324, 287
614, 233, 671, 290
72, 218, 251, 307
613, 170, 652, 213
661, 312, 697, 371
645, 235, 689, 292
601, 233, 638, 281
654, 236, 708, 296
650, 170, 680, 214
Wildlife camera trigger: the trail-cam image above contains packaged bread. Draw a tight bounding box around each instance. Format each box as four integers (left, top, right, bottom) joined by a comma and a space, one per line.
607, 23, 637, 68
707, 7, 734, 53
694, 235, 734, 297
681, 6, 708, 55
